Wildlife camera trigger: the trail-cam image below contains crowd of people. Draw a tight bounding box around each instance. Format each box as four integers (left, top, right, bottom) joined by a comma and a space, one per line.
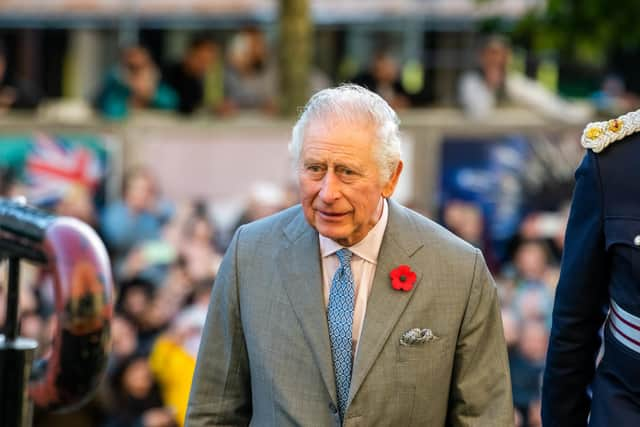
0, 164, 294, 426
0, 29, 624, 427
441, 199, 566, 427
0, 152, 571, 427
1, 29, 636, 121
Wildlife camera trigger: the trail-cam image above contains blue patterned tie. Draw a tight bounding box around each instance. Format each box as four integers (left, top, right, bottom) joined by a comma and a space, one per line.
327, 248, 355, 421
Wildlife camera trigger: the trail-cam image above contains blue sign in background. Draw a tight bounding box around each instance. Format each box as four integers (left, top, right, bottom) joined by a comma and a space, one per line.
438, 134, 576, 262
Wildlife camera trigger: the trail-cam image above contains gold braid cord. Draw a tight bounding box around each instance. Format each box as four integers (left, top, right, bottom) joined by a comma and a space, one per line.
581, 110, 640, 153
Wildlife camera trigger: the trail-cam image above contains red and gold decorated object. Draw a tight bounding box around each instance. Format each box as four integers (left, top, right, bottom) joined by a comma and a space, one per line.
0, 198, 113, 425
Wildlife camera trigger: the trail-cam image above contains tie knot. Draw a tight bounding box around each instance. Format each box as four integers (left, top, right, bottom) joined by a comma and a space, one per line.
336, 248, 352, 267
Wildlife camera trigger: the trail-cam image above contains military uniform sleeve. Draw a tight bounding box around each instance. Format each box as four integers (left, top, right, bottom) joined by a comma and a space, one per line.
186, 227, 252, 427
448, 249, 514, 426
542, 152, 609, 426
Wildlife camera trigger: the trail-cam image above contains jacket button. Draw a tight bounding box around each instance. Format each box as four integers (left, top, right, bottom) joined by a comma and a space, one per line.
328, 402, 338, 414
635, 235, 640, 246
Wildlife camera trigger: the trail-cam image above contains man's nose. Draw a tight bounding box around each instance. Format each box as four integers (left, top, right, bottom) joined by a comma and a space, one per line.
318, 171, 341, 203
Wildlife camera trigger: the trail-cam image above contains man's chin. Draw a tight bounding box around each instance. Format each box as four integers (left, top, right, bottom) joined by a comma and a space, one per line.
316, 226, 350, 243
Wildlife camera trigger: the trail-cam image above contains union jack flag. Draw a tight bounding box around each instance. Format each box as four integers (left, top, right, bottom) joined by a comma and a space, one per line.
24, 133, 105, 206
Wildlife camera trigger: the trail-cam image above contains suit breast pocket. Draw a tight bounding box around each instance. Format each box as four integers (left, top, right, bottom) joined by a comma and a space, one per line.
605, 217, 640, 282
396, 334, 449, 363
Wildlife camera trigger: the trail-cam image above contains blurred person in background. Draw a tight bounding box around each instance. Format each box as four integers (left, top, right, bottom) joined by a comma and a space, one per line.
0, 166, 26, 198
159, 257, 193, 298
442, 199, 485, 248
502, 307, 521, 355
150, 303, 208, 426
500, 237, 559, 292
511, 240, 553, 285
352, 51, 411, 110
53, 184, 97, 226
180, 200, 222, 281
591, 74, 639, 116
510, 320, 548, 427
140, 283, 189, 349
0, 40, 40, 112
104, 354, 178, 427
116, 277, 155, 331
163, 36, 219, 115
189, 277, 214, 308
231, 181, 291, 231
101, 166, 174, 278
95, 45, 178, 120
459, 35, 509, 118
458, 35, 593, 124
511, 281, 554, 327
442, 199, 499, 272
114, 275, 182, 354
518, 206, 570, 265
496, 274, 518, 310
110, 315, 140, 370
223, 27, 278, 113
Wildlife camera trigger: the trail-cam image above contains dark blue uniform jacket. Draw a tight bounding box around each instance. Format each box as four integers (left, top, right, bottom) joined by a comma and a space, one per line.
543, 133, 640, 427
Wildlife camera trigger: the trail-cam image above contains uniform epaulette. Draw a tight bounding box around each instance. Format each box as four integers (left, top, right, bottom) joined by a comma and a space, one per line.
581, 109, 640, 153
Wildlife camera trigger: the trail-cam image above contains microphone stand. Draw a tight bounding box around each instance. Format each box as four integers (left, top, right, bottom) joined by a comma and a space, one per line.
0, 257, 38, 427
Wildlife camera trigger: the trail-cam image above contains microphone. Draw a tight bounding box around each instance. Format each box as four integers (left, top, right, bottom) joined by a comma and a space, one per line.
0, 198, 54, 263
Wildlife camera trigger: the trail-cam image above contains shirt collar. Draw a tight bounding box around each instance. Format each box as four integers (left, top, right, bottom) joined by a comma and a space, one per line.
319, 198, 389, 264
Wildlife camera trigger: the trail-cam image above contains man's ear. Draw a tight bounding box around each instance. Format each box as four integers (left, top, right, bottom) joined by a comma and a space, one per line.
381, 160, 403, 198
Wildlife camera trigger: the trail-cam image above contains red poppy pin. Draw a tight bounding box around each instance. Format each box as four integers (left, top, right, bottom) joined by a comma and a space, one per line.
389, 265, 416, 292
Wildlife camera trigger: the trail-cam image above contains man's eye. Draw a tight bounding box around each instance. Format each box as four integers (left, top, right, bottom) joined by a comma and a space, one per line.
337, 167, 357, 177
305, 165, 326, 176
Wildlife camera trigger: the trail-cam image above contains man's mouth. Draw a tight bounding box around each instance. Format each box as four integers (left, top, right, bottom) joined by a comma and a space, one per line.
317, 210, 348, 220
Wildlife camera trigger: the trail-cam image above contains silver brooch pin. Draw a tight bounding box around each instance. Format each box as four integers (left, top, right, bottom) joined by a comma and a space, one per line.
400, 328, 439, 346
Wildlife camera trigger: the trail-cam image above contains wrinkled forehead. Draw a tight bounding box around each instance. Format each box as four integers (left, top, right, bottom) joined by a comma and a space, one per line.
302, 107, 378, 138
301, 112, 377, 147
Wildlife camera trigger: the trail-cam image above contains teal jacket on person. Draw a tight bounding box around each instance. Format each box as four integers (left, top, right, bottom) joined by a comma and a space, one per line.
96, 69, 178, 120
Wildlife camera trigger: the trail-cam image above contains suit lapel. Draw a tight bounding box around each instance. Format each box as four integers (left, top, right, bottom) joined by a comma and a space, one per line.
277, 211, 337, 403
348, 200, 424, 405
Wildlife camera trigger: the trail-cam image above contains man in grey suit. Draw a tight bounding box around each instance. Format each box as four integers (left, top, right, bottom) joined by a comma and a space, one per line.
186, 84, 513, 426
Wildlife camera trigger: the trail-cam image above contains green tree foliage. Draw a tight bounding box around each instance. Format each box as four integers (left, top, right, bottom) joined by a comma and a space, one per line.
515, 0, 640, 64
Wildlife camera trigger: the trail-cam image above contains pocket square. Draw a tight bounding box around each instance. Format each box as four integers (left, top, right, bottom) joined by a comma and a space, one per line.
400, 328, 438, 346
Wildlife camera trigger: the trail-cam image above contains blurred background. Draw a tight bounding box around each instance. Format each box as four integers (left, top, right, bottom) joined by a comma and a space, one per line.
0, 0, 639, 426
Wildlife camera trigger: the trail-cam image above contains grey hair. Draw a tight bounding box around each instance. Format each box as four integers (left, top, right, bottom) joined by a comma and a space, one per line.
289, 84, 402, 181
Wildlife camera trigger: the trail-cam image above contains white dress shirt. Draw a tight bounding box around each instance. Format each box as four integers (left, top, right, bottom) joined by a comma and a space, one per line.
319, 198, 389, 355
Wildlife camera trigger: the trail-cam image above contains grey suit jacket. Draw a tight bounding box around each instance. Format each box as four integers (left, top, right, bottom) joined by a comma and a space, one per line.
186, 200, 513, 426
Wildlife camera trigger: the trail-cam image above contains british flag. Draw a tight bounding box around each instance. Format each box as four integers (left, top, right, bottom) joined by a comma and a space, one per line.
24, 133, 105, 206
